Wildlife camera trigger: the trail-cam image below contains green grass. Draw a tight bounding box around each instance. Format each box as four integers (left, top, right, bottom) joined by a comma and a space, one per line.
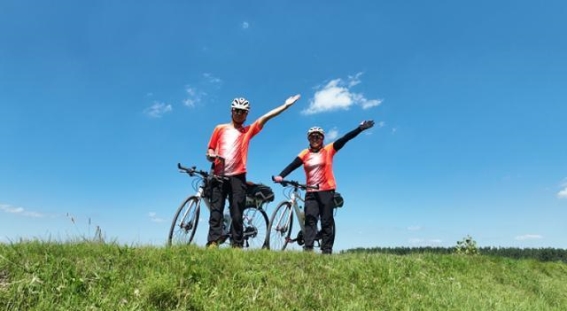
1, 241, 566, 310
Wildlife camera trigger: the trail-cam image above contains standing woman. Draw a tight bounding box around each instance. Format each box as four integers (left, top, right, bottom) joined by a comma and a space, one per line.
273, 120, 375, 254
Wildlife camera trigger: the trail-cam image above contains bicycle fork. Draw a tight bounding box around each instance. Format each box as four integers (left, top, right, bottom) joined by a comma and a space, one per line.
180, 198, 200, 232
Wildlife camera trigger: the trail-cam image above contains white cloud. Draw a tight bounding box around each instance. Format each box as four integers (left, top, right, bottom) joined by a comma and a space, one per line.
515, 234, 542, 241
144, 73, 221, 117
558, 180, 567, 198
347, 72, 363, 87
182, 75, 219, 108
182, 99, 195, 107
203, 73, 222, 84
407, 225, 422, 231
378, 121, 385, 128
302, 73, 383, 115
242, 22, 249, 29
183, 87, 201, 107
0, 204, 43, 218
1, 204, 23, 214
408, 238, 442, 246
149, 212, 164, 223
361, 98, 382, 109
326, 128, 338, 140
144, 101, 172, 118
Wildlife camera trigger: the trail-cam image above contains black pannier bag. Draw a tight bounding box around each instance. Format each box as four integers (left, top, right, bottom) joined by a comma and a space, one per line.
333, 192, 344, 208
246, 183, 275, 205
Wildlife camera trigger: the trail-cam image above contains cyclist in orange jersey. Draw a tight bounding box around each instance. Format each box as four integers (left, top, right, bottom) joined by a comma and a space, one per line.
206, 94, 301, 248
273, 120, 375, 254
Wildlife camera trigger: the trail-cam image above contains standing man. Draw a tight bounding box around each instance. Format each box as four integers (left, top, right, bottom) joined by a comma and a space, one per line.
206, 94, 301, 248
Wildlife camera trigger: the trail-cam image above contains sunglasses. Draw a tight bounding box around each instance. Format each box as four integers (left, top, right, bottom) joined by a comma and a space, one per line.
232, 109, 248, 115
309, 134, 323, 140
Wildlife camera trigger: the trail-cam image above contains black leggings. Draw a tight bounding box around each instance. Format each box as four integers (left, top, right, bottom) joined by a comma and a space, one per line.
304, 190, 335, 253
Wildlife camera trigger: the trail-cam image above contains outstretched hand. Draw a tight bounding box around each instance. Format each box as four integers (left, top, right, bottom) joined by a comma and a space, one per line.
272, 175, 283, 183
257, 94, 301, 127
359, 120, 375, 130
284, 94, 301, 107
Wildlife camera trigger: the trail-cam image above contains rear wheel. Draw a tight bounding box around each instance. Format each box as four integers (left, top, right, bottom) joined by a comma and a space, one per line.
168, 196, 200, 246
330, 218, 336, 245
266, 201, 293, 250
242, 206, 269, 249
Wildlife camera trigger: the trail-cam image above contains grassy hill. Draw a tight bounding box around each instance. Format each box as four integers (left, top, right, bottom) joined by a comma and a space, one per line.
1, 241, 566, 310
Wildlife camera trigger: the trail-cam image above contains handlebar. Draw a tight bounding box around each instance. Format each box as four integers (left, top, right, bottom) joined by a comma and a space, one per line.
272, 176, 319, 191
178, 163, 209, 178
178, 162, 229, 183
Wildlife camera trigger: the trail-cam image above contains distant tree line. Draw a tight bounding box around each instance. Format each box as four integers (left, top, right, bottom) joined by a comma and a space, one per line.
342, 246, 567, 263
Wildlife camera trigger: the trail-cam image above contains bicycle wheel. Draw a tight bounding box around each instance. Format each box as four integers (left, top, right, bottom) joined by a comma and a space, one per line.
242, 206, 269, 249
266, 201, 293, 250
330, 218, 336, 245
168, 196, 200, 246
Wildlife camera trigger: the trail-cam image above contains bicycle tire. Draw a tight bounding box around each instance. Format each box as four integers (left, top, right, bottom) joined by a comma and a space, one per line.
242, 206, 269, 249
168, 196, 200, 246
266, 201, 293, 250
330, 218, 336, 246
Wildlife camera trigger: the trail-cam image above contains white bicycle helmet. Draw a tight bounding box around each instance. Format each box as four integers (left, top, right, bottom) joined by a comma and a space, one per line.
231, 97, 250, 111
307, 126, 325, 138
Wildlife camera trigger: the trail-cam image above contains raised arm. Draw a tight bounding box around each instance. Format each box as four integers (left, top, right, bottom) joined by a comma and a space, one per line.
256, 94, 301, 127
333, 120, 375, 151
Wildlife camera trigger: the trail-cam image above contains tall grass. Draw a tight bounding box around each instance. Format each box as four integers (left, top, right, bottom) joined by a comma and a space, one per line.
1, 241, 566, 310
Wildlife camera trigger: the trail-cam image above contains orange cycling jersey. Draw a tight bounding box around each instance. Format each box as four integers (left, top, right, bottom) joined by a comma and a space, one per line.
298, 143, 337, 192
208, 120, 262, 176
278, 125, 365, 193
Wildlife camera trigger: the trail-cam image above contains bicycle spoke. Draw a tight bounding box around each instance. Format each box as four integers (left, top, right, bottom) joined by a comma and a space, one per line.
168, 196, 200, 245
267, 201, 293, 250
242, 206, 268, 249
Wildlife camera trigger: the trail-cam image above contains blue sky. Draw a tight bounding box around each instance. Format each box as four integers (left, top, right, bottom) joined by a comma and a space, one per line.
1, 1, 566, 251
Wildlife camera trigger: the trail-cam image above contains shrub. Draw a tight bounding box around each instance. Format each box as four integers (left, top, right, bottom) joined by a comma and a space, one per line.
455, 235, 478, 255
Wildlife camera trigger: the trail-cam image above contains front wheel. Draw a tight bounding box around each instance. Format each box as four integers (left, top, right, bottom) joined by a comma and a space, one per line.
168, 196, 200, 246
242, 206, 269, 249
266, 201, 294, 250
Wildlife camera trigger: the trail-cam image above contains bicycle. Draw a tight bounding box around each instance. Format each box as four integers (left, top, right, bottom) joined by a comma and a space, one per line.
265, 178, 337, 251
168, 162, 272, 249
